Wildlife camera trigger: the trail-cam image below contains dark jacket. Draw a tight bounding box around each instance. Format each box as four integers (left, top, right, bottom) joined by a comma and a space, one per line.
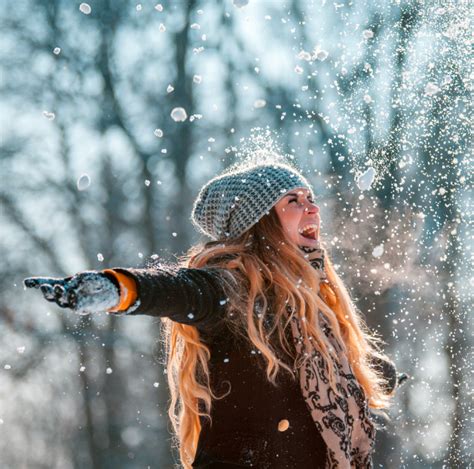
112, 265, 327, 468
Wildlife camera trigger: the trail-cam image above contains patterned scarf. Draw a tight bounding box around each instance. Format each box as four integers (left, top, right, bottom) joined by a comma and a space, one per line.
290, 247, 376, 468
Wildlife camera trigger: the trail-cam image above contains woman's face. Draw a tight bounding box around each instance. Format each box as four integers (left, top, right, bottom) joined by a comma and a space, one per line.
273, 187, 320, 248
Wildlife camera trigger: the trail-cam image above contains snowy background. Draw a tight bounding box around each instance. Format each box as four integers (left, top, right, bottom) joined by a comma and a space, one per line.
0, 0, 472, 467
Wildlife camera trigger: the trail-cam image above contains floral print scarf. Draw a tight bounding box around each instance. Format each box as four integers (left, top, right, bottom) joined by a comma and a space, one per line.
290, 247, 376, 468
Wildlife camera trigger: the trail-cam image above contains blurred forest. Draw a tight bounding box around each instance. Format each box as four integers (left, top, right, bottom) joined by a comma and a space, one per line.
0, 0, 471, 468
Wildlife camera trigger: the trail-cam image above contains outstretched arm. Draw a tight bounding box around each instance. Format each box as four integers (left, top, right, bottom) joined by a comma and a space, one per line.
104, 266, 230, 329
24, 265, 230, 332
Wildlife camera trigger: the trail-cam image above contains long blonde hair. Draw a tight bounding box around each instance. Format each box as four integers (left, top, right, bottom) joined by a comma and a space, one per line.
161, 209, 394, 468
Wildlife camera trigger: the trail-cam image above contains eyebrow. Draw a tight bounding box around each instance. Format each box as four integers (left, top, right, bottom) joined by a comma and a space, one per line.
284, 192, 312, 197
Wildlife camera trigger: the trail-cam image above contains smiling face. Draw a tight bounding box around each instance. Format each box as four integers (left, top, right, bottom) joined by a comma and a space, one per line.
273, 187, 321, 248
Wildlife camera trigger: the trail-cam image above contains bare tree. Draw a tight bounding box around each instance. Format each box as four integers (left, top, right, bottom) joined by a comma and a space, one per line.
1, 1, 470, 467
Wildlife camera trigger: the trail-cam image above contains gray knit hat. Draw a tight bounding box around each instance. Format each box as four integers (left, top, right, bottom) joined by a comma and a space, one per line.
191, 162, 314, 240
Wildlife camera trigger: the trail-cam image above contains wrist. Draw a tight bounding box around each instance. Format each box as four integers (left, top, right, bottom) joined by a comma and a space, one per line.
102, 269, 138, 312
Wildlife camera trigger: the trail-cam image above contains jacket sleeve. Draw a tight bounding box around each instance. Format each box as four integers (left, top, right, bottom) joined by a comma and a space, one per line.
105, 265, 231, 331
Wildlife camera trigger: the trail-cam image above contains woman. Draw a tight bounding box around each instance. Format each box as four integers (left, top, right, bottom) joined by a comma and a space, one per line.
25, 160, 404, 469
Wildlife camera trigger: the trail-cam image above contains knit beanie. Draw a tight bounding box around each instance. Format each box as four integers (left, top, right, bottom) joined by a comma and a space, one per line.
191, 162, 314, 240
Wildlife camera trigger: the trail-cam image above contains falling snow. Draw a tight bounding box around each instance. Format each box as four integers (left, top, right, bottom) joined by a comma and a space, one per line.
297, 50, 312, 61
362, 29, 374, 39
76, 174, 91, 191
79, 3, 91, 15
372, 244, 384, 258
2, 2, 471, 467
363, 94, 373, 104
42, 111, 55, 120
233, 0, 249, 8
356, 167, 376, 191
424, 82, 441, 96
170, 107, 187, 122
313, 46, 328, 61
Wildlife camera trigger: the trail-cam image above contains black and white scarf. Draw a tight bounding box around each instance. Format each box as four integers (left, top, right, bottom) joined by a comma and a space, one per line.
290, 247, 376, 468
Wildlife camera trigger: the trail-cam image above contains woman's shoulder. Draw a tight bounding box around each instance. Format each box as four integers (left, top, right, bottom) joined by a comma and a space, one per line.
203, 254, 246, 286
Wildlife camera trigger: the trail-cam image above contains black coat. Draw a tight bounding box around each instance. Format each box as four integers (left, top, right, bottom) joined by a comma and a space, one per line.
112, 265, 327, 468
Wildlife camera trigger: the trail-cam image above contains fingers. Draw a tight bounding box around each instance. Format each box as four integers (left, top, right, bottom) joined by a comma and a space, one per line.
39, 284, 56, 301
66, 289, 78, 309
24, 277, 64, 289
25, 277, 72, 309
24, 272, 111, 313
38, 284, 68, 307
397, 373, 409, 386
53, 284, 70, 307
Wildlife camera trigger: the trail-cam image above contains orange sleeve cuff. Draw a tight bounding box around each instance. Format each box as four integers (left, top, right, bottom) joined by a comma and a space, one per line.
103, 269, 138, 313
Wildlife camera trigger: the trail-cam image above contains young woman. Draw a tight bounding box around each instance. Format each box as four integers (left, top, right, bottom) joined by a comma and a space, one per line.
25, 161, 404, 469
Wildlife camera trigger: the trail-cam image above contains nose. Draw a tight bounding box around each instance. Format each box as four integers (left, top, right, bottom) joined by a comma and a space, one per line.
303, 201, 319, 214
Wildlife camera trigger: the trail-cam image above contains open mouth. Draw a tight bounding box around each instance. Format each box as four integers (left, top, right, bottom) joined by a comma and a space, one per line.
298, 224, 319, 240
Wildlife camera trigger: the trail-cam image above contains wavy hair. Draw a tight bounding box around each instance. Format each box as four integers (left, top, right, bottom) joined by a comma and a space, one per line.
160, 208, 394, 468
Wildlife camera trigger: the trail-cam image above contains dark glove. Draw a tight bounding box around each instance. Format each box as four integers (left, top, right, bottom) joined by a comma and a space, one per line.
397, 372, 409, 387
371, 356, 409, 394
24, 271, 120, 315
